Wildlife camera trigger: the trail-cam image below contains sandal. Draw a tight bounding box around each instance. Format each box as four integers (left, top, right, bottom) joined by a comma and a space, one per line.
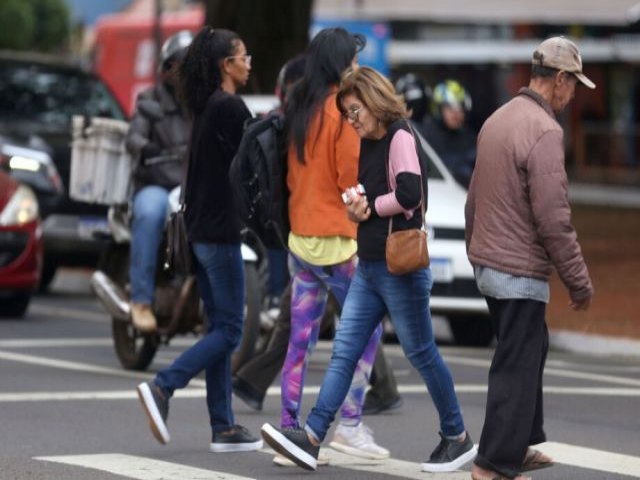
521, 448, 554, 472
471, 470, 531, 480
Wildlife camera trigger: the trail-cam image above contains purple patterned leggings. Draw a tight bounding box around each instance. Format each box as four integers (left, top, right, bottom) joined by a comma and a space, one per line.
280, 253, 383, 428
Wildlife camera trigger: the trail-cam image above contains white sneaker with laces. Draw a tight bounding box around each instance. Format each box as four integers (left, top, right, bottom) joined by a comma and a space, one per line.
329, 423, 390, 460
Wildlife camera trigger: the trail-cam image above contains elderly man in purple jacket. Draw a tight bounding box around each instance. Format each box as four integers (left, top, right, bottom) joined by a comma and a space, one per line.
465, 37, 594, 480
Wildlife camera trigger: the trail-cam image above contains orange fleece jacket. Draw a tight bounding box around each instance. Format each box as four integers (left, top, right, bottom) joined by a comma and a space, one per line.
287, 92, 359, 238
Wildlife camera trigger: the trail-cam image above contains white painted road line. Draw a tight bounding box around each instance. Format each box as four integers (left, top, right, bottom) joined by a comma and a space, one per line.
263, 447, 471, 479
0, 338, 112, 348
0, 389, 206, 402
4, 386, 640, 403
3, 339, 640, 391
538, 441, 640, 478
443, 354, 640, 387
35, 453, 255, 480
0, 349, 205, 388
29, 305, 108, 323
321, 449, 470, 479
34, 444, 640, 479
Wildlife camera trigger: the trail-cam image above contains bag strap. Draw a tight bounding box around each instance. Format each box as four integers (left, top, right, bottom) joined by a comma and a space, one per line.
385, 120, 426, 236
178, 124, 192, 208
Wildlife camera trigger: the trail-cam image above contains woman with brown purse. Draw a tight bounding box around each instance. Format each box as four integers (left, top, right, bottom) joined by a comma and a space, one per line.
261, 66, 476, 473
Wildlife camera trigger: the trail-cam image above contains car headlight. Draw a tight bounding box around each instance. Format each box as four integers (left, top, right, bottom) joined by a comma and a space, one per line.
0, 185, 39, 226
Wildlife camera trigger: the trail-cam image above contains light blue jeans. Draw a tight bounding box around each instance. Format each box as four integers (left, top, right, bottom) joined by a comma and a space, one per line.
305, 259, 465, 441
130, 185, 169, 304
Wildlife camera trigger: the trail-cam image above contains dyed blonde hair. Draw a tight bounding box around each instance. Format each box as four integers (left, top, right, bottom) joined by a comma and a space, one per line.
336, 66, 408, 127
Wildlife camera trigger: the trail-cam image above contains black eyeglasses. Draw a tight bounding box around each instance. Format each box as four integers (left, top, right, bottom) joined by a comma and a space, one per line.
344, 106, 362, 122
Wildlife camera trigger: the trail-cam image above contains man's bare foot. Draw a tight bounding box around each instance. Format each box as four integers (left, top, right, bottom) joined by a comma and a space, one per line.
470, 463, 531, 480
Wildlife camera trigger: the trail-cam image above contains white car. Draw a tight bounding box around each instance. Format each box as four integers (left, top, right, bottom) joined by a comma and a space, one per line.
417, 130, 493, 346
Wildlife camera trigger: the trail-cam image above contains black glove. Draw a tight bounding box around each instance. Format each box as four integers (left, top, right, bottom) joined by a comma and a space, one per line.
141, 142, 161, 162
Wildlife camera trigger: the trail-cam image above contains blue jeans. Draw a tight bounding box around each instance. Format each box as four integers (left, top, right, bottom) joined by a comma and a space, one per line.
155, 242, 245, 432
130, 186, 169, 304
305, 259, 465, 441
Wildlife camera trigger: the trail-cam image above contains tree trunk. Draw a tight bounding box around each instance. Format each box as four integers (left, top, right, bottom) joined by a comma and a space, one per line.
203, 0, 313, 93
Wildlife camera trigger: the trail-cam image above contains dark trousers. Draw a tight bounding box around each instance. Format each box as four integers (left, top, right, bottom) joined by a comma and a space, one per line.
234, 282, 293, 400
234, 283, 398, 402
366, 344, 400, 402
475, 297, 549, 479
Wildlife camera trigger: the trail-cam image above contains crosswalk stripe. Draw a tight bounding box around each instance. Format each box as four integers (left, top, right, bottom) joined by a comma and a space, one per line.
35, 450, 471, 480
34, 444, 640, 479
537, 442, 640, 478
285, 448, 470, 479
35, 453, 254, 480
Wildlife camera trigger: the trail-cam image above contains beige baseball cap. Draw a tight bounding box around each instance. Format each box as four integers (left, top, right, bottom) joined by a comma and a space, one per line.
532, 36, 595, 89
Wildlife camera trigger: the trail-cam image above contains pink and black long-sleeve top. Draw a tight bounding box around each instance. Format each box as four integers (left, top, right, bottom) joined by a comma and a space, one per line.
357, 120, 425, 260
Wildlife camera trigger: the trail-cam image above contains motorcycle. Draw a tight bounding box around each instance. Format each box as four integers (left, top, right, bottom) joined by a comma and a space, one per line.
90, 187, 265, 371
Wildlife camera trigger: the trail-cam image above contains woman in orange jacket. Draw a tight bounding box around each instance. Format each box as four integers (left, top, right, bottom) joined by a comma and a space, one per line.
269, 28, 388, 466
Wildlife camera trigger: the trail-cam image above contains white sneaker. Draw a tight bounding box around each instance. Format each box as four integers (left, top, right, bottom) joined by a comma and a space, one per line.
273, 449, 330, 467
329, 423, 390, 460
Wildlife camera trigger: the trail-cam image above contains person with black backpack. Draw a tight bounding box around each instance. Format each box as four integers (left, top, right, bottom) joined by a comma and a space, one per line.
255, 28, 389, 465
125, 30, 192, 333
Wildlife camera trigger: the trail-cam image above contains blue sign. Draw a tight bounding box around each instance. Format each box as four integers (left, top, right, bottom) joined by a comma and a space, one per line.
312, 20, 390, 75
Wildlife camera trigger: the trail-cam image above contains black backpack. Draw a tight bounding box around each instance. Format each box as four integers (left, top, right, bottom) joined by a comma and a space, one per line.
229, 112, 290, 249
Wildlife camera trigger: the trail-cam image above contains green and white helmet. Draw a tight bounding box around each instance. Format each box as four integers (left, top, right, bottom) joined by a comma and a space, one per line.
431, 79, 472, 118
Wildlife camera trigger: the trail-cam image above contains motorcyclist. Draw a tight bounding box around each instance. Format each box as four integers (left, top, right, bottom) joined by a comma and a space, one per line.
394, 72, 431, 125
125, 30, 193, 332
423, 79, 477, 189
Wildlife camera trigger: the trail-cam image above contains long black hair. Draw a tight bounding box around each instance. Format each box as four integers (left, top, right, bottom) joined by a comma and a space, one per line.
177, 26, 241, 116
285, 27, 365, 164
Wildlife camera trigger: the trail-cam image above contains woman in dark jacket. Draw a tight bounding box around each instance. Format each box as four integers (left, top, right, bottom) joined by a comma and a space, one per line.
125, 30, 192, 333
136, 26, 262, 453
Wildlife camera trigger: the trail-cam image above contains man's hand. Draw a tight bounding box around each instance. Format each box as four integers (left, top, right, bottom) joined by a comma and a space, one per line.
569, 295, 592, 311
346, 195, 371, 223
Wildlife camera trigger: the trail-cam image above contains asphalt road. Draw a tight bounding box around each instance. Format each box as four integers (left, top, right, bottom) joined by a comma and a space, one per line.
0, 269, 639, 480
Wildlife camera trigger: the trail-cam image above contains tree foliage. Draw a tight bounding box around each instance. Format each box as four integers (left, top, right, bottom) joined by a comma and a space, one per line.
0, 0, 70, 51
203, 0, 313, 93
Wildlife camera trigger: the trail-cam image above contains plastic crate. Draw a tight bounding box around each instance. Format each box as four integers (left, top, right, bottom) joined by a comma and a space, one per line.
70, 116, 131, 204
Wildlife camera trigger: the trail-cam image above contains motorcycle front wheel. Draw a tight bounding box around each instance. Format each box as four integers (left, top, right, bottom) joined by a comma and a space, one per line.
112, 320, 159, 370
101, 243, 159, 371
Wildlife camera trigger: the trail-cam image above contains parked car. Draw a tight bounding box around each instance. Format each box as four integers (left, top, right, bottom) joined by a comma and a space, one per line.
0, 132, 64, 219
0, 51, 127, 290
0, 170, 43, 317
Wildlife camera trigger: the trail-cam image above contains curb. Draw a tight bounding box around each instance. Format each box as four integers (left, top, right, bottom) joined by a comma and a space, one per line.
550, 329, 640, 359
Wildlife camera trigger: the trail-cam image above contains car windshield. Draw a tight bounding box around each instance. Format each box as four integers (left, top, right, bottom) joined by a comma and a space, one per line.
0, 63, 124, 125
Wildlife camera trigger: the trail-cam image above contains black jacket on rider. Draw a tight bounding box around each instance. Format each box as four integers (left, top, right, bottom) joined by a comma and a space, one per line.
126, 83, 190, 194
422, 117, 477, 189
